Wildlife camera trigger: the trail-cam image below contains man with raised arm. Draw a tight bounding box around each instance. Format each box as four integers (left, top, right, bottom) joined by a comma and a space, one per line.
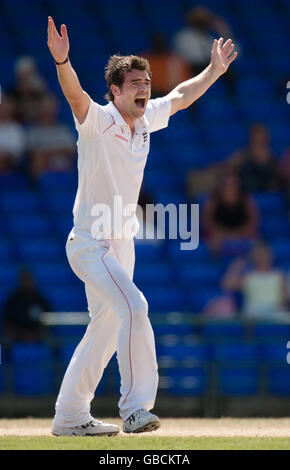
47, 16, 237, 437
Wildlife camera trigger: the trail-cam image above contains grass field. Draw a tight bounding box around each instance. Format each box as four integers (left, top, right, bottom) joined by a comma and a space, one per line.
0, 418, 289, 450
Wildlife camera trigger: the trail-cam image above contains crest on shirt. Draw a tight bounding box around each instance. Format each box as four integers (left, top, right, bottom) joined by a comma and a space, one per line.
142, 130, 148, 143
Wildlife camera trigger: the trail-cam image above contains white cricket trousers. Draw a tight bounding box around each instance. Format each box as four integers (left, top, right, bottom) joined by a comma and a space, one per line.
53, 229, 158, 427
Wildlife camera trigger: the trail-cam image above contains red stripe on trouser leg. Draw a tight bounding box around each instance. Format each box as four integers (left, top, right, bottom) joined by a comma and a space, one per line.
101, 252, 133, 405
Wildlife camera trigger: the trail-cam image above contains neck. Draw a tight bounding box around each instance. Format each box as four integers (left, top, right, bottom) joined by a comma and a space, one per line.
114, 102, 136, 134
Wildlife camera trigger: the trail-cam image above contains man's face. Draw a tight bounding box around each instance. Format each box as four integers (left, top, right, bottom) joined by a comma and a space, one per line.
113, 69, 151, 119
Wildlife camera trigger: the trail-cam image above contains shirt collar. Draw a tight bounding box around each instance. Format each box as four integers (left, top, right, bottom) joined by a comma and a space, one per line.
106, 101, 148, 132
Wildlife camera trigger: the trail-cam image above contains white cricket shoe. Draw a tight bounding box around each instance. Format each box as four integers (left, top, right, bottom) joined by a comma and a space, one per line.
52, 418, 120, 437
123, 408, 161, 433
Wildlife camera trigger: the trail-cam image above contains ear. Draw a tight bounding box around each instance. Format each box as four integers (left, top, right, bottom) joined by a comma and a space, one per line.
111, 84, 121, 99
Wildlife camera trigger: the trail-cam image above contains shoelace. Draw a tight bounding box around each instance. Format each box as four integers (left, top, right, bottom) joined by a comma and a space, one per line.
77, 419, 101, 429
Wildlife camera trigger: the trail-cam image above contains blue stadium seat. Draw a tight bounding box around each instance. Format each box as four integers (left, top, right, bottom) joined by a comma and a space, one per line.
153, 190, 188, 205
215, 342, 258, 362
142, 285, 185, 312
164, 367, 207, 396
43, 286, 87, 311
17, 238, 64, 262
167, 240, 210, 263
0, 238, 13, 262
153, 323, 194, 337
203, 322, 245, 339
7, 214, 52, 237
59, 339, 79, 364
259, 342, 289, 363
200, 98, 239, 122
268, 367, 290, 396
168, 144, 215, 169
134, 262, 173, 286
30, 262, 73, 286
260, 218, 290, 239
271, 239, 290, 262
134, 243, 162, 261
38, 172, 77, 192
253, 323, 290, 339
178, 264, 222, 288
44, 191, 75, 214
0, 263, 19, 289
55, 214, 74, 238
158, 342, 211, 362
253, 193, 286, 213
143, 169, 184, 193
0, 173, 30, 192
218, 367, 259, 396
237, 76, 275, 99
241, 98, 286, 121
12, 343, 55, 395
51, 322, 87, 339
1, 191, 41, 213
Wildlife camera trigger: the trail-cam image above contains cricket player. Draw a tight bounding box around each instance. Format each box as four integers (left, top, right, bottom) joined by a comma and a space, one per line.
47, 16, 237, 436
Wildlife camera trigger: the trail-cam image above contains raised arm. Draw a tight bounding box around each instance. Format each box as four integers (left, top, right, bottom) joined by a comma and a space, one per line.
47, 16, 90, 124
167, 37, 237, 116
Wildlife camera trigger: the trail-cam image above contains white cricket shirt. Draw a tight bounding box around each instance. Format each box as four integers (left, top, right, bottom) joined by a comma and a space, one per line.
71, 97, 171, 240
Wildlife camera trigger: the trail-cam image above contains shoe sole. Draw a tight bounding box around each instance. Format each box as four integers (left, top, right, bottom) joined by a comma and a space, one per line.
123, 420, 161, 434
52, 431, 119, 437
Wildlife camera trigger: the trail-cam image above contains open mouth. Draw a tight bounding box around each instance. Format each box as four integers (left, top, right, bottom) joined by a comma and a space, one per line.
135, 98, 146, 109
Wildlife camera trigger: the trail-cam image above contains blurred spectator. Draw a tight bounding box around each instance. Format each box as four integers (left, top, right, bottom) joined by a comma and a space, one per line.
186, 163, 226, 201
203, 293, 238, 317
228, 123, 281, 192
142, 33, 191, 98
2, 270, 51, 342
202, 171, 259, 254
172, 6, 236, 95
0, 94, 26, 172
26, 94, 76, 179
7, 56, 48, 124
222, 242, 289, 319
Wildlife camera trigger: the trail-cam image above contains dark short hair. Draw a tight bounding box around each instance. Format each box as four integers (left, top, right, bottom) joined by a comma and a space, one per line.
104, 54, 151, 102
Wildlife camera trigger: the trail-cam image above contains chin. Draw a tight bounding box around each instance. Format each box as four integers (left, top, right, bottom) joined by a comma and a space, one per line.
134, 106, 147, 118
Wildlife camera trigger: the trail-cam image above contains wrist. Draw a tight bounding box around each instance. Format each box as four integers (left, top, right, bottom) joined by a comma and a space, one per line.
54, 56, 69, 66
208, 62, 222, 81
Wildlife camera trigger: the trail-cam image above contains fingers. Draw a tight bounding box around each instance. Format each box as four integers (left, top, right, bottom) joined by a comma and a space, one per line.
223, 38, 232, 52
48, 16, 61, 40
226, 43, 235, 58
212, 38, 218, 53
60, 24, 68, 39
228, 51, 238, 64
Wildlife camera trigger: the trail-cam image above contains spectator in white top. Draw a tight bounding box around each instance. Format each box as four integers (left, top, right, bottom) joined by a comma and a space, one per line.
0, 94, 26, 172
27, 94, 76, 179
173, 6, 237, 96
222, 241, 289, 320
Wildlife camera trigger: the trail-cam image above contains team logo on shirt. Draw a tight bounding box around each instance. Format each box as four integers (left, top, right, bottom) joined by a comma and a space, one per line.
142, 130, 148, 143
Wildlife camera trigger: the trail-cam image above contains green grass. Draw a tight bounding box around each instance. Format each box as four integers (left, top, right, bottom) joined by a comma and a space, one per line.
0, 436, 289, 450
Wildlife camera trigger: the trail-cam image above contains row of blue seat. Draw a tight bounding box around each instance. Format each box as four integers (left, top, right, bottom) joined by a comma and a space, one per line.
1, 361, 288, 396
156, 340, 290, 362
159, 366, 290, 397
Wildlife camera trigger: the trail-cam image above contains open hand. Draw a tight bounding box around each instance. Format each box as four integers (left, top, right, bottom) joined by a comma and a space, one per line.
210, 37, 237, 76
47, 16, 69, 63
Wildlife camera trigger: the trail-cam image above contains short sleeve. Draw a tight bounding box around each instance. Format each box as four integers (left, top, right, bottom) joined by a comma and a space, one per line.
72, 98, 106, 140
145, 97, 172, 133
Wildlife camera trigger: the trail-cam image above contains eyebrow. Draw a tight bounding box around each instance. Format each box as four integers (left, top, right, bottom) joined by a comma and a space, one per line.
130, 78, 151, 83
